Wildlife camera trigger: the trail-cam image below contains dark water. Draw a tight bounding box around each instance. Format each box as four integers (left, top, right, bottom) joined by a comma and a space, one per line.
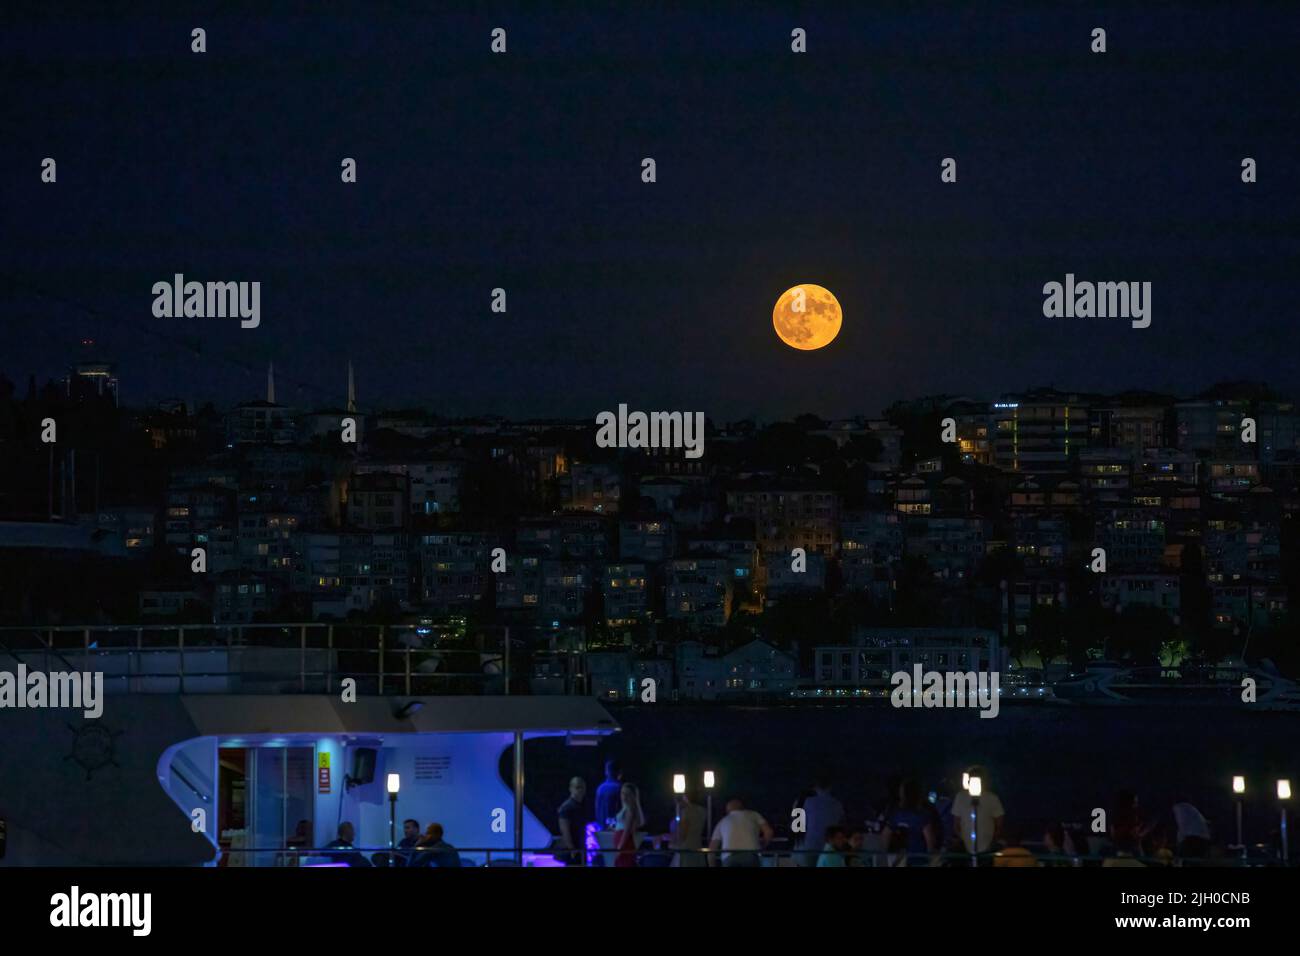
518, 703, 1300, 844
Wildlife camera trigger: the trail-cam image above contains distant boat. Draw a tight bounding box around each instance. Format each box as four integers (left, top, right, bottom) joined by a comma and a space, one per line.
998, 668, 1054, 702
1052, 659, 1300, 710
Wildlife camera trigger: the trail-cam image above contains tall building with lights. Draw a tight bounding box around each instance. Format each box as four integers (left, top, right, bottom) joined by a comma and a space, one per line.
991, 391, 1090, 475
63, 340, 119, 405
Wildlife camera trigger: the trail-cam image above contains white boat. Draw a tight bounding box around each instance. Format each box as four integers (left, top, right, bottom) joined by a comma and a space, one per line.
0, 625, 619, 866
1052, 659, 1300, 711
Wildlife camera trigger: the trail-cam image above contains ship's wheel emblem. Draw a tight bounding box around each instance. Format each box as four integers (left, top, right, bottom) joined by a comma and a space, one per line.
65, 722, 123, 780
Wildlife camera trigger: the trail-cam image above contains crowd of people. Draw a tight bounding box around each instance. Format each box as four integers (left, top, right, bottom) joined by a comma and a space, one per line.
552, 761, 1252, 867
295, 760, 1260, 868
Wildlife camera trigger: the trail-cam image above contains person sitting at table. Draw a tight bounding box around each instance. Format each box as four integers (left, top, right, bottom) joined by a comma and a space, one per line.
411, 822, 461, 868
387, 818, 420, 866
816, 826, 851, 867
323, 821, 372, 867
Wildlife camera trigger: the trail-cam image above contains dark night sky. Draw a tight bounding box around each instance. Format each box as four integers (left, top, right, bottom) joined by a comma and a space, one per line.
2, 2, 1298, 420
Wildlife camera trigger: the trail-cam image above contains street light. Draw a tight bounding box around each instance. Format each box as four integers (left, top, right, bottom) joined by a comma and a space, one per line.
967, 775, 982, 867
1232, 776, 1246, 858
673, 774, 686, 795
1279, 779, 1292, 864
387, 773, 401, 854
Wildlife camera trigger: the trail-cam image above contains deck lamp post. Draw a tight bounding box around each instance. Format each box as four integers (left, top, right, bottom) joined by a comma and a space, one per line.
703, 770, 716, 846
671, 774, 686, 861
1279, 779, 1292, 864
387, 773, 401, 854
1232, 776, 1246, 857
967, 775, 982, 867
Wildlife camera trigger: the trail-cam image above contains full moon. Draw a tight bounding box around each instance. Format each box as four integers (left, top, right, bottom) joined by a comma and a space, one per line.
772, 284, 842, 350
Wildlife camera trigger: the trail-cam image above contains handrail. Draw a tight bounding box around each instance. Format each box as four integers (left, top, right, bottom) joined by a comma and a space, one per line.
0, 623, 530, 633
212, 844, 1289, 867
0, 631, 81, 673
0, 622, 547, 695
171, 766, 211, 804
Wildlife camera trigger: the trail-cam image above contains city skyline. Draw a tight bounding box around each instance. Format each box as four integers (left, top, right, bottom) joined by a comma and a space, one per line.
6, 350, 1299, 425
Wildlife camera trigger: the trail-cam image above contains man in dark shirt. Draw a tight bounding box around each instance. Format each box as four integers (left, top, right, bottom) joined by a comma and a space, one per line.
393, 818, 420, 866
556, 776, 589, 865
594, 760, 623, 829
411, 823, 460, 868
323, 821, 372, 867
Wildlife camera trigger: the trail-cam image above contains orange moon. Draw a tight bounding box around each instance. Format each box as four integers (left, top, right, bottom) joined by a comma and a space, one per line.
773, 284, 842, 350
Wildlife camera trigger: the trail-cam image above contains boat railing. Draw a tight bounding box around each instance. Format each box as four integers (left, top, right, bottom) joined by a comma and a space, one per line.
211, 844, 1294, 868
0, 622, 567, 695
0, 631, 81, 675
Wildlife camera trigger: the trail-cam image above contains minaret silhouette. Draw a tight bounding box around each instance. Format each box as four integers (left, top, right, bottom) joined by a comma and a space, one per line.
347, 361, 356, 413
267, 362, 275, 404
